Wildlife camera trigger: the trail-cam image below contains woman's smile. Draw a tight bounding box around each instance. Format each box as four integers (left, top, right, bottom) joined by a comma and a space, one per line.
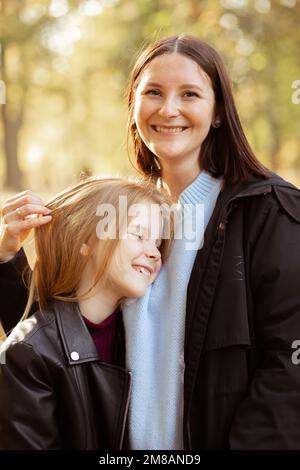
150, 125, 189, 134
134, 53, 216, 170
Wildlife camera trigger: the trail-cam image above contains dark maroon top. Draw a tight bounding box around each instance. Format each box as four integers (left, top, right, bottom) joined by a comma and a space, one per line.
83, 311, 117, 364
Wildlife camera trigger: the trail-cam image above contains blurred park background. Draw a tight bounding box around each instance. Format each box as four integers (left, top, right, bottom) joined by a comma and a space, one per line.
0, 0, 300, 207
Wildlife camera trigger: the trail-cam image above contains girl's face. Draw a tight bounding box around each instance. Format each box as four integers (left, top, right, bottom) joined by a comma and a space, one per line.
102, 200, 163, 300
133, 53, 216, 172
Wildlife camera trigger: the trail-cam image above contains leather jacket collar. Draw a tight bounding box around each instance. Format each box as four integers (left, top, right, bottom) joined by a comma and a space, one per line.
52, 300, 101, 365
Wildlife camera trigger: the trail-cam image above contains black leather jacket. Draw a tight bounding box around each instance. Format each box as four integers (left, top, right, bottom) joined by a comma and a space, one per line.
0, 300, 131, 449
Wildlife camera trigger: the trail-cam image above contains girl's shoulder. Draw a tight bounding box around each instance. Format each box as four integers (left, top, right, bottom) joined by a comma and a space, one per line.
1, 305, 59, 362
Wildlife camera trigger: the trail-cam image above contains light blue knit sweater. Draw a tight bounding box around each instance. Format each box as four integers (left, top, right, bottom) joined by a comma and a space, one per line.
122, 171, 222, 450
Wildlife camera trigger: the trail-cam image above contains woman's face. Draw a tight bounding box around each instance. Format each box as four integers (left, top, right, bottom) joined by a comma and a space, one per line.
103, 200, 163, 300
133, 53, 216, 172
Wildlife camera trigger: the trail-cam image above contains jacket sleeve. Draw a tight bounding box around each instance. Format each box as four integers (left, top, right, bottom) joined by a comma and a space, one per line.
229, 189, 300, 449
0, 249, 30, 334
0, 341, 62, 449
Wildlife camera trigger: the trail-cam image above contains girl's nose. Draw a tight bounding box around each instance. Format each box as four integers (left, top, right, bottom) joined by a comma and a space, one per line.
145, 241, 161, 261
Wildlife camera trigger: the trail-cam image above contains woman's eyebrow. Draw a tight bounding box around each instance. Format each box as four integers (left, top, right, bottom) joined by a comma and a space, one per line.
179, 83, 204, 91
142, 81, 162, 88
141, 81, 204, 92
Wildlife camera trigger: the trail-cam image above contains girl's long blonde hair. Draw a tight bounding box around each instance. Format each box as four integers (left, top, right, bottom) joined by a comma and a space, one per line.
23, 177, 173, 320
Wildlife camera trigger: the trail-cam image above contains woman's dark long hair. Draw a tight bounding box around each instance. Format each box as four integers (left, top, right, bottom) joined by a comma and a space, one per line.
127, 34, 268, 184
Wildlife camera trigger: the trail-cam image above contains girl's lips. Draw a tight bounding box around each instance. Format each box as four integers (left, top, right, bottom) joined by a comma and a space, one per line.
132, 264, 153, 277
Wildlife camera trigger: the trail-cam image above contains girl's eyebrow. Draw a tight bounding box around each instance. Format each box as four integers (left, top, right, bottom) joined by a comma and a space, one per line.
128, 224, 161, 241
128, 224, 147, 232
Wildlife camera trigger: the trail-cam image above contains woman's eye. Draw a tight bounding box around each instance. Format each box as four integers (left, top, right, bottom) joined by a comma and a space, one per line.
145, 89, 161, 96
183, 91, 199, 98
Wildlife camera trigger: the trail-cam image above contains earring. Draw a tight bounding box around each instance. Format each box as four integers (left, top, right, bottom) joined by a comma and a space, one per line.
212, 119, 221, 128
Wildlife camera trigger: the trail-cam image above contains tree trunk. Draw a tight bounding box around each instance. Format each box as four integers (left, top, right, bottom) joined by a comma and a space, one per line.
1, 104, 23, 190
1, 37, 23, 190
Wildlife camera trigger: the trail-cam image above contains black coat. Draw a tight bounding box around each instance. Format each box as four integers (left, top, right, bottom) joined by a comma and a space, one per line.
1, 173, 300, 449
184, 173, 300, 449
0, 300, 131, 449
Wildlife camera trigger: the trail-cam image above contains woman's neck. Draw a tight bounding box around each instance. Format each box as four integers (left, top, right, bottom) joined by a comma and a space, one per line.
161, 161, 201, 201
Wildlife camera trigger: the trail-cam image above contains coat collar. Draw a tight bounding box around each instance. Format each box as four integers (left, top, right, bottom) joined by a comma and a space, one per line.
219, 172, 299, 220
53, 300, 100, 365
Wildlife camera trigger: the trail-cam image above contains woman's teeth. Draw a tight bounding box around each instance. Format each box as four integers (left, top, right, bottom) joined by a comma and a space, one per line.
154, 126, 185, 133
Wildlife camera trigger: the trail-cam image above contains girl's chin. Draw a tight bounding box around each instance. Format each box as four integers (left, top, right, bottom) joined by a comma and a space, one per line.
125, 290, 147, 299
123, 283, 149, 299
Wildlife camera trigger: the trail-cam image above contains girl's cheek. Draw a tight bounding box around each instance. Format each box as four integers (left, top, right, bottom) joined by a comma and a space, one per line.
156, 260, 162, 275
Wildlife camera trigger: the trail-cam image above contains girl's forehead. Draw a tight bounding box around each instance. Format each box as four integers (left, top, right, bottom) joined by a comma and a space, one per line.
128, 201, 164, 235
129, 201, 161, 224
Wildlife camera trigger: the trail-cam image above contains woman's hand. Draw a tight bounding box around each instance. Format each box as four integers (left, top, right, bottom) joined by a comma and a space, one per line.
0, 190, 52, 262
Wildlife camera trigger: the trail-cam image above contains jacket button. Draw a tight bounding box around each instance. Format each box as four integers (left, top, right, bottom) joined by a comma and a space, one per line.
71, 351, 79, 361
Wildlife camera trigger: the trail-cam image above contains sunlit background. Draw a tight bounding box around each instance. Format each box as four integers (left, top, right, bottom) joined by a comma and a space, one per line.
1, 0, 300, 206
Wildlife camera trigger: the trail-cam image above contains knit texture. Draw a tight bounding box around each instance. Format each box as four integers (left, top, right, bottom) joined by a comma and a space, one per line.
83, 311, 117, 363
122, 171, 222, 450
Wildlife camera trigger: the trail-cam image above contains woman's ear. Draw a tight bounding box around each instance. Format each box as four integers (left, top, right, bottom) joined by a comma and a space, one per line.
212, 116, 221, 128
212, 106, 222, 128
80, 243, 89, 257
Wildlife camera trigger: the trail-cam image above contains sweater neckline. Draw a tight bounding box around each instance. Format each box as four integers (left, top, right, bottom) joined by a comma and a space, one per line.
179, 171, 222, 207
82, 310, 118, 330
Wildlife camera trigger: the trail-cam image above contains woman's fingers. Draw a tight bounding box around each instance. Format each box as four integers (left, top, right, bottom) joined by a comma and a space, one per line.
0, 215, 52, 262
1, 192, 48, 218
0, 190, 52, 262
2, 190, 44, 207
5, 214, 52, 234
2, 204, 52, 224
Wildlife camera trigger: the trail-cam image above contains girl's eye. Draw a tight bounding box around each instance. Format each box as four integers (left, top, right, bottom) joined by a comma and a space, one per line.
129, 232, 144, 240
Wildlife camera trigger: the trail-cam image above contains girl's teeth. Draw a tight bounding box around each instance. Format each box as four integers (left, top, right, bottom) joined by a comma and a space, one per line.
139, 267, 150, 276
133, 266, 151, 276
155, 126, 184, 133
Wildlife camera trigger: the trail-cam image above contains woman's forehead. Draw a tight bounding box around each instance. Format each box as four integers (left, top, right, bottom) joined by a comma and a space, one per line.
138, 53, 212, 89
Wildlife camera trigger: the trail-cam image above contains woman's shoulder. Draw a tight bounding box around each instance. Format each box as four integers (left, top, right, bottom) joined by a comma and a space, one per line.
248, 172, 300, 224
223, 171, 300, 223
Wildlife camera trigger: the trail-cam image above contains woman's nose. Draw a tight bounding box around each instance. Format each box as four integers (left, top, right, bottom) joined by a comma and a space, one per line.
158, 96, 180, 118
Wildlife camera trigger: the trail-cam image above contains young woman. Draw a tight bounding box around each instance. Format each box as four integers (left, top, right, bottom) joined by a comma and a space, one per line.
1, 34, 300, 450
0, 177, 173, 449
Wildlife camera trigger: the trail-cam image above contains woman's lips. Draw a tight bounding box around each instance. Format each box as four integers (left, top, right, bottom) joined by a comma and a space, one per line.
151, 125, 188, 134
